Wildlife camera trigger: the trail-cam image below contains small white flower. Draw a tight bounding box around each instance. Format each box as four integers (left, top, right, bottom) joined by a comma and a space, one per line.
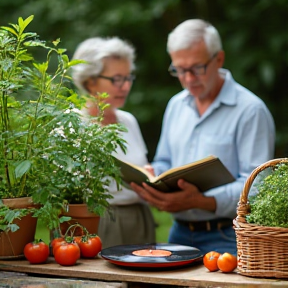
72, 107, 81, 114
64, 109, 71, 114
73, 139, 80, 148
50, 126, 66, 138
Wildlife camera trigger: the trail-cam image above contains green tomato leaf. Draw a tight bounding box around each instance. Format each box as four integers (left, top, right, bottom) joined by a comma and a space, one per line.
15, 160, 31, 179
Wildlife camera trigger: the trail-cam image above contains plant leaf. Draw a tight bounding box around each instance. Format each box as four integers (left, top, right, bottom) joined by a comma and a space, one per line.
14, 160, 31, 179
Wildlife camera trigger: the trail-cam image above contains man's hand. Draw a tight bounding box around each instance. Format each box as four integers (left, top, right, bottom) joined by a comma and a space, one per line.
130, 179, 216, 213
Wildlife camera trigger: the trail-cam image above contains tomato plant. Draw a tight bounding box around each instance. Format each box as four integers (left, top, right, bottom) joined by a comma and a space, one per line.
54, 241, 80, 266
78, 235, 102, 258
217, 252, 237, 273
73, 236, 82, 245
24, 240, 49, 264
203, 251, 221, 272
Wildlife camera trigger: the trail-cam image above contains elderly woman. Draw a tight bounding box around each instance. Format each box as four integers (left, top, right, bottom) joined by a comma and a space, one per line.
71, 37, 155, 248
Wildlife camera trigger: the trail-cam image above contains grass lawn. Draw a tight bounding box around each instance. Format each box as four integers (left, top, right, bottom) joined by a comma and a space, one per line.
151, 207, 173, 243
35, 206, 173, 244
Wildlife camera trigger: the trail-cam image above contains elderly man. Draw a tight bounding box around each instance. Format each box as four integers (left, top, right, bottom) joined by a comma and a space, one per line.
131, 19, 275, 255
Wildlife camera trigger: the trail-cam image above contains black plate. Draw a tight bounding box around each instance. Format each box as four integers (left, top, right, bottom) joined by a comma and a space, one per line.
99, 243, 203, 268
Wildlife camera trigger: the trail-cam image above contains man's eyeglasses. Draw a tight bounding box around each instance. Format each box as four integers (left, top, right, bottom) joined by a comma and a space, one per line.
168, 53, 218, 77
97, 74, 136, 88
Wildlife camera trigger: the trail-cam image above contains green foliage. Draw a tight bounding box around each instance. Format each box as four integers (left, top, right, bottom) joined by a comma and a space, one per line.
1, 1, 287, 159
0, 16, 126, 232
33, 202, 70, 231
0, 200, 31, 232
32, 108, 127, 216
246, 162, 288, 228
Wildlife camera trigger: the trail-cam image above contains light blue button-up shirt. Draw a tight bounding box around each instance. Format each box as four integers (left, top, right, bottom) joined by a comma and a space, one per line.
152, 69, 275, 221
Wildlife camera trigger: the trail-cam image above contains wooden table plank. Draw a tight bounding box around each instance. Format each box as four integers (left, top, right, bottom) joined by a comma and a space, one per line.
0, 271, 125, 288
0, 257, 288, 287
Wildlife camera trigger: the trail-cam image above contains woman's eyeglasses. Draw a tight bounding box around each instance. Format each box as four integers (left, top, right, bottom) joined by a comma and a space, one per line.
97, 74, 136, 87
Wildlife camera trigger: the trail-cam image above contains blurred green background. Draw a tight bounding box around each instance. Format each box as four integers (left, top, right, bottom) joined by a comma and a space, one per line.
1, 0, 287, 161
2, 0, 288, 243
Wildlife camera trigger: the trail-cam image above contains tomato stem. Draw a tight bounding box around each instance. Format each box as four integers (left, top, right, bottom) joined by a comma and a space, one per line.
64, 223, 89, 238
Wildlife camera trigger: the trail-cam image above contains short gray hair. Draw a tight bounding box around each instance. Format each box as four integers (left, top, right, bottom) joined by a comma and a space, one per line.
167, 19, 222, 56
71, 37, 135, 92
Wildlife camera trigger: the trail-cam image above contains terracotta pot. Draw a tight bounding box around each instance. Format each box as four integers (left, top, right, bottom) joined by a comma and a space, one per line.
0, 197, 37, 259
60, 204, 100, 236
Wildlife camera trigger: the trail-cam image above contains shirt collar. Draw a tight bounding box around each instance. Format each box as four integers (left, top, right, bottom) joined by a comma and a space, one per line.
215, 68, 237, 106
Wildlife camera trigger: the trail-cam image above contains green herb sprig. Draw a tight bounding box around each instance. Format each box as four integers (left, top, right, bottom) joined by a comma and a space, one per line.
246, 162, 288, 228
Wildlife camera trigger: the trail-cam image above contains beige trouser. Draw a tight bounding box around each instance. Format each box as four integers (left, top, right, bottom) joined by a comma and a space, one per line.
98, 203, 156, 249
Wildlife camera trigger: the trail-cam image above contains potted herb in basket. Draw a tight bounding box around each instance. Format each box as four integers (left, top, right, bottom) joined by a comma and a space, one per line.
246, 161, 288, 228
0, 15, 126, 257
234, 158, 288, 278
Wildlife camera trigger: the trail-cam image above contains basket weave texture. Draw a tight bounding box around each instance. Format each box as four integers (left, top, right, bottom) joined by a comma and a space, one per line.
233, 158, 288, 278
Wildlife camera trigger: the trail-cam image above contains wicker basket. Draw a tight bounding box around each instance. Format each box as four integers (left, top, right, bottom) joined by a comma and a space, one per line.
233, 158, 288, 278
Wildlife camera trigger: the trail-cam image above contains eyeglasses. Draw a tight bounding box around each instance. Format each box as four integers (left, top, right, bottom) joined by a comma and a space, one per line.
168, 53, 218, 77
97, 74, 136, 88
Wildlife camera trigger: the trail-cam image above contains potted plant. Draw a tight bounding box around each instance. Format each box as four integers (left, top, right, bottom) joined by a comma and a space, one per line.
33, 96, 127, 236
246, 161, 288, 228
0, 15, 126, 257
234, 158, 288, 278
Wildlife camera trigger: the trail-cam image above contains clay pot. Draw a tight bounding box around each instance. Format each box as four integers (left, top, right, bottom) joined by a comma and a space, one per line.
60, 204, 100, 236
0, 197, 37, 259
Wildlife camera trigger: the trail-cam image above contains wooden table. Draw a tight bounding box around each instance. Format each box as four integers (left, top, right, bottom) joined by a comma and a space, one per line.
0, 257, 288, 287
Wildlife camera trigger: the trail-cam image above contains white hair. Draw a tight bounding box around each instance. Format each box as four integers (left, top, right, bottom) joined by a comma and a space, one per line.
167, 19, 222, 56
71, 37, 135, 92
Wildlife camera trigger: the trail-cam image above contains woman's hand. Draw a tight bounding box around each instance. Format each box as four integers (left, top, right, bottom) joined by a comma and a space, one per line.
143, 164, 155, 177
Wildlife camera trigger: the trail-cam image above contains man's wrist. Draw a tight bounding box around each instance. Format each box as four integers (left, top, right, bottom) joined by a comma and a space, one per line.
195, 195, 216, 212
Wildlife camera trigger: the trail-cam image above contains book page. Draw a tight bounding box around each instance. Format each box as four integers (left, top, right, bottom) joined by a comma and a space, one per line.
127, 162, 156, 182
152, 155, 217, 183
114, 157, 156, 182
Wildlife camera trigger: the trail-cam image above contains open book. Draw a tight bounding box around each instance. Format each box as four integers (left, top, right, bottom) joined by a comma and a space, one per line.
114, 155, 235, 193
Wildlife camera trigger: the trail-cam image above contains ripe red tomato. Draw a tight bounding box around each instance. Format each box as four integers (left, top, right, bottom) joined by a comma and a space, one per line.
50, 237, 65, 256
24, 240, 49, 264
78, 235, 102, 258
51, 237, 64, 247
54, 242, 80, 266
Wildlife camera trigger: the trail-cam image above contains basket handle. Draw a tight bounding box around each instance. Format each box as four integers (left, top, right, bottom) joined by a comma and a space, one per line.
239, 158, 288, 204
236, 158, 288, 222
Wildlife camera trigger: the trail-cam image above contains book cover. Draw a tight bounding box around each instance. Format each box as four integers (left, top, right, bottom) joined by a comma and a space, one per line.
114, 155, 235, 193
